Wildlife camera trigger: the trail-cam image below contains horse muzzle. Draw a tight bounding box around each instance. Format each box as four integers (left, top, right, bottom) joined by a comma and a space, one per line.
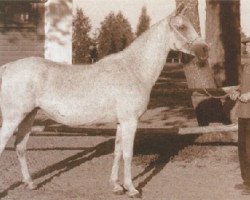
190, 41, 209, 62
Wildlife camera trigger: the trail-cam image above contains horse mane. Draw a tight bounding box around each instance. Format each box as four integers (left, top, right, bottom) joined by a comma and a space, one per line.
95, 18, 168, 65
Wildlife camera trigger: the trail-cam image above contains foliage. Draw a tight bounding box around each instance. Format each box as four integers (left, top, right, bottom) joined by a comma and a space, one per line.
97, 11, 134, 59
206, 0, 240, 86
136, 6, 151, 37
72, 8, 92, 64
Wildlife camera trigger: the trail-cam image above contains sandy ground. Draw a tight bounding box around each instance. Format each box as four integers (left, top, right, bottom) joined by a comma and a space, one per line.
0, 64, 248, 200
0, 131, 248, 200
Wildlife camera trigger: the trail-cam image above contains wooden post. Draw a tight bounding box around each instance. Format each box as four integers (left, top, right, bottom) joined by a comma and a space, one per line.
206, 0, 240, 87
30, 124, 238, 136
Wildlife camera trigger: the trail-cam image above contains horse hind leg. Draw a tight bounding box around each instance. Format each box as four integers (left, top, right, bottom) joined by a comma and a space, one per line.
15, 109, 38, 190
0, 113, 26, 156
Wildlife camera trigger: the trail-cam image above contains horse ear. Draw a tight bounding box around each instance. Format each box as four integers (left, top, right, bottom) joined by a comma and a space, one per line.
180, 6, 188, 15
175, 3, 185, 15
175, 3, 186, 16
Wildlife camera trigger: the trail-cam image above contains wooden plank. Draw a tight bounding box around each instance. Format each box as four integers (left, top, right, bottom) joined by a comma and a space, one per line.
0, 53, 44, 66
151, 86, 238, 97
178, 124, 238, 135
0, 45, 44, 51
30, 124, 238, 136
0, 0, 47, 2
0, 51, 44, 57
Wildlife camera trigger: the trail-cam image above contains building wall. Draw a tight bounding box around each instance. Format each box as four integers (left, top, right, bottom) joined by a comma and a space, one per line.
0, 2, 45, 66
44, 0, 72, 64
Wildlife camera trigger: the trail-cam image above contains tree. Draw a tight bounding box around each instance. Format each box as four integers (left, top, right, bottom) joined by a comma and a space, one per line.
72, 8, 92, 64
206, 0, 240, 86
136, 6, 151, 37
97, 11, 134, 59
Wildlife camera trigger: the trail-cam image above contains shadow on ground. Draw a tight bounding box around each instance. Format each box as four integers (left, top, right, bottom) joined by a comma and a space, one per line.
0, 128, 237, 198
0, 138, 115, 198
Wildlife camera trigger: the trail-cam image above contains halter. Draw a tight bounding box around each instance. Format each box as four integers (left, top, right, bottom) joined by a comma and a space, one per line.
168, 16, 200, 50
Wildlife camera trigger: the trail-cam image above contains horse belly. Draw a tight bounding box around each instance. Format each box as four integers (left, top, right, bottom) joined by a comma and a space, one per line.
38, 97, 117, 126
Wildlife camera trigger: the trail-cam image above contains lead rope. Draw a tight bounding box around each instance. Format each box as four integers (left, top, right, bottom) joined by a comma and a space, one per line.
201, 88, 230, 99
192, 89, 230, 99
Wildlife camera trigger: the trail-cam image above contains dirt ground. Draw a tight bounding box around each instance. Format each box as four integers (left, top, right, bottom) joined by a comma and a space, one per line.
0, 130, 248, 200
0, 64, 249, 200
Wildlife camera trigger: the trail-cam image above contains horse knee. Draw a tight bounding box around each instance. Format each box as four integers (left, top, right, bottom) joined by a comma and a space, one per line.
15, 132, 31, 158
16, 143, 26, 157
16, 149, 26, 158
0, 134, 11, 145
122, 152, 133, 161
114, 150, 122, 159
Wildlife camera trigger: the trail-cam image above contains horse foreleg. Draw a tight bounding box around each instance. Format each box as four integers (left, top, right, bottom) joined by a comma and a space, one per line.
120, 118, 140, 198
110, 124, 124, 194
15, 109, 37, 190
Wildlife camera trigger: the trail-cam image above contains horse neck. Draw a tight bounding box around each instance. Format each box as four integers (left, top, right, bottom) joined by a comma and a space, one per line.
125, 18, 171, 89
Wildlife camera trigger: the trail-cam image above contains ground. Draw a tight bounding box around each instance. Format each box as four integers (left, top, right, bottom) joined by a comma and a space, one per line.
0, 64, 249, 200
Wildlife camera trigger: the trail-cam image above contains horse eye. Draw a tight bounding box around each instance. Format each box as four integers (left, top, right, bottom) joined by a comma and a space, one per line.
178, 25, 186, 30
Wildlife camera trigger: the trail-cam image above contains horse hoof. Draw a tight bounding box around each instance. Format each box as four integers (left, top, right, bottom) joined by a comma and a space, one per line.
113, 185, 125, 195
127, 189, 141, 198
113, 188, 125, 195
24, 182, 37, 190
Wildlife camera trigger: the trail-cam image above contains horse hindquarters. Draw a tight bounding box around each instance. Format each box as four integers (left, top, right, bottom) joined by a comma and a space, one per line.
0, 91, 37, 189
0, 60, 39, 188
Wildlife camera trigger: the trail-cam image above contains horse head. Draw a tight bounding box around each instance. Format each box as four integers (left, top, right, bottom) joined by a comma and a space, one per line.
168, 4, 209, 64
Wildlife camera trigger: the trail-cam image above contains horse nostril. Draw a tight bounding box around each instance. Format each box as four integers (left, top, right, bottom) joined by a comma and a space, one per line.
192, 43, 209, 60
202, 46, 208, 58
203, 46, 207, 53
203, 45, 209, 58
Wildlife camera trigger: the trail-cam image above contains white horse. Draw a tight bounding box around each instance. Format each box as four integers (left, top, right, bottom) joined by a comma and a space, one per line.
0, 5, 208, 198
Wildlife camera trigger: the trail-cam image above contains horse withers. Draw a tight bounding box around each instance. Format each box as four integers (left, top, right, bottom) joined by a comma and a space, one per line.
0, 4, 208, 198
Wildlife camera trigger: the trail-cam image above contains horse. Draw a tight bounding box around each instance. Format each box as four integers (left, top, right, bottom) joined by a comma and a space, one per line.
0, 4, 208, 198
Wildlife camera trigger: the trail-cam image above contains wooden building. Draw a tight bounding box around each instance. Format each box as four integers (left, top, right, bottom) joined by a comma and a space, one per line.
0, 0, 73, 66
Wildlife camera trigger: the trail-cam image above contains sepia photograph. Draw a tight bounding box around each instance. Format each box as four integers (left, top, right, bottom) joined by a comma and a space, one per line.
0, 0, 249, 199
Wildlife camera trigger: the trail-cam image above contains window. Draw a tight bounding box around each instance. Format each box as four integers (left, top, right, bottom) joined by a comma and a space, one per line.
0, 2, 39, 28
